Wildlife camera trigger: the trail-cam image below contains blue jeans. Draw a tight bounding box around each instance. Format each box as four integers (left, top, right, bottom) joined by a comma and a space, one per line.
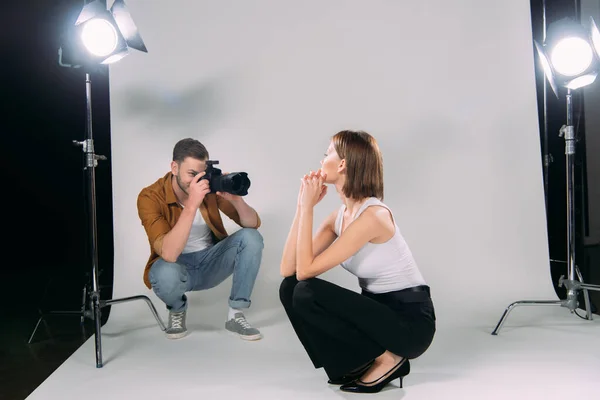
148, 228, 264, 312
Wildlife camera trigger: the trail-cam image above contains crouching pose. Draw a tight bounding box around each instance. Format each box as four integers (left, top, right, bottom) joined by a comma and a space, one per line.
137, 138, 263, 340
279, 130, 436, 393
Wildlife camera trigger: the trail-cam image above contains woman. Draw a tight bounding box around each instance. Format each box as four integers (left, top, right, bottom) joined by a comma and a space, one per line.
279, 130, 436, 393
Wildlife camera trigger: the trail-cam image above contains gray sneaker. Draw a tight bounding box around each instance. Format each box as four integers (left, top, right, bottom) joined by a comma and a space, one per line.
165, 309, 188, 339
225, 312, 263, 341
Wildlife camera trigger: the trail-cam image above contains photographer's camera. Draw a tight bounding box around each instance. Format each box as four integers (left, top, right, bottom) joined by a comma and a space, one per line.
198, 160, 251, 196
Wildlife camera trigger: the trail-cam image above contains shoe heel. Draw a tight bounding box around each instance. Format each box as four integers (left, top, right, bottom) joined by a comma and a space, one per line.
340, 358, 409, 394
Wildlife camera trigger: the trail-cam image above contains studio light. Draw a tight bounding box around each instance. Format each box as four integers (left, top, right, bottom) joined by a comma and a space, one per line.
81, 19, 118, 57
534, 17, 600, 95
30, 0, 166, 368
59, 0, 148, 67
492, 16, 600, 335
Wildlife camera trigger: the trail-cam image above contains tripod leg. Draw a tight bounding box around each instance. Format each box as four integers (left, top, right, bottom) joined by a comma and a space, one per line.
103, 295, 167, 331
81, 284, 88, 325
583, 290, 593, 320
575, 265, 593, 320
492, 300, 563, 335
28, 314, 45, 344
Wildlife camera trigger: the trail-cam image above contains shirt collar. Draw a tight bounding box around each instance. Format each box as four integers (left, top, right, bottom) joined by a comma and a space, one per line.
164, 172, 180, 205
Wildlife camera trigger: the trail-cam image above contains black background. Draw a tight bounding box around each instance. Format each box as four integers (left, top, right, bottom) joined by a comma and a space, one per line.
1, 0, 115, 321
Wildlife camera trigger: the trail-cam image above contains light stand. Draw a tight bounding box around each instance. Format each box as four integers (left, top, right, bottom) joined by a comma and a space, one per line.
492, 15, 600, 335
28, 0, 166, 368
492, 89, 598, 335
78, 72, 167, 367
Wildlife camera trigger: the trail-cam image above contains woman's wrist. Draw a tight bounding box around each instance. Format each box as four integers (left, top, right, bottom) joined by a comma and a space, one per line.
300, 205, 313, 215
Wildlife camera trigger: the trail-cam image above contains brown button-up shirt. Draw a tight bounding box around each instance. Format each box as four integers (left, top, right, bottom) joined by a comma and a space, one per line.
136, 172, 261, 289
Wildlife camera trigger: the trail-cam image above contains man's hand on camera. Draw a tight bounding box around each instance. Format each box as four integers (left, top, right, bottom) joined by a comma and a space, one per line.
216, 172, 243, 204
188, 171, 210, 208
216, 191, 242, 203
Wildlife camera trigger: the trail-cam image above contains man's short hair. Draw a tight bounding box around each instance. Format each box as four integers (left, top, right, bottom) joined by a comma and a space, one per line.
173, 138, 209, 163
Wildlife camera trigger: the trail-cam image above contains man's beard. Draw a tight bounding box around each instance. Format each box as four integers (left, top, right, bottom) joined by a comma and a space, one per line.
175, 173, 189, 195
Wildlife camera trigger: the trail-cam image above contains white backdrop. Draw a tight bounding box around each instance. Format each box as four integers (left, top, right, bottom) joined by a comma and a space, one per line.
106, 0, 556, 331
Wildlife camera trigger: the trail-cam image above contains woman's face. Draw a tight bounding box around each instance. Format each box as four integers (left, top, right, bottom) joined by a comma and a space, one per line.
320, 140, 343, 183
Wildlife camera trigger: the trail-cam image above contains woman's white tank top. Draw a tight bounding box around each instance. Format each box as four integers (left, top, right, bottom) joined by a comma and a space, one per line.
334, 197, 426, 293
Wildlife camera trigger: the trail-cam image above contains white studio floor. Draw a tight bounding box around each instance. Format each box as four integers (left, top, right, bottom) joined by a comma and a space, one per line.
25, 302, 600, 400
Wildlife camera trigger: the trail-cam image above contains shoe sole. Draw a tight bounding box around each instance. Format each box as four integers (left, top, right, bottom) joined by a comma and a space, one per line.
166, 331, 189, 339
240, 333, 263, 341
226, 329, 263, 341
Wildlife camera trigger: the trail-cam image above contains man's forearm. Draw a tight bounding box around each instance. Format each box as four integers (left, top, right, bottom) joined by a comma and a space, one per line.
231, 198, 259, 228
161, 207, 196, 262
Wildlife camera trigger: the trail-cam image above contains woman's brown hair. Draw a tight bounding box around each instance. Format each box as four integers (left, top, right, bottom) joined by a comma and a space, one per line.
332, 130, 384, 200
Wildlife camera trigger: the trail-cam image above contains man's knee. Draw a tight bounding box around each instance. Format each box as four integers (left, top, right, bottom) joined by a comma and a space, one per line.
236, 228, 264, 249
149, 260, 187, 295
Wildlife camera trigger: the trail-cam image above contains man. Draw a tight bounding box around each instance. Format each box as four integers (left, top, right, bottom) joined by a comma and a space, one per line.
137, 138, 264, 340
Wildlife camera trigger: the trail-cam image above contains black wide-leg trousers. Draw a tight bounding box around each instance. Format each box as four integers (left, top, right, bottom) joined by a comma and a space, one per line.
279, 275, 436, 380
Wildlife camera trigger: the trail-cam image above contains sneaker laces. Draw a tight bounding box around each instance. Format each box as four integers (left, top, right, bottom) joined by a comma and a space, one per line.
235, 315, 252, 329
170, 312, 184, 329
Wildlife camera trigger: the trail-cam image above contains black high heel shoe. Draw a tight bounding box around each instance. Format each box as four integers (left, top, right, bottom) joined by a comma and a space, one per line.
339, 358, 410, 393
327, 361, 375, 385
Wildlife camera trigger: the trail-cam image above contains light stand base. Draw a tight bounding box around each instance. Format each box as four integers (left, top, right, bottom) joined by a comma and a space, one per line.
95, 292, 167, 368
27, 311, 88, 344
28, 281, 90, 344
492, 265, 600, 335
28, 285, 167, 368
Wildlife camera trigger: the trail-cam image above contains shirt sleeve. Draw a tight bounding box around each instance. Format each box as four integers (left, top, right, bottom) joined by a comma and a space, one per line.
137, 190, 171, 255
216, 195, 261, 229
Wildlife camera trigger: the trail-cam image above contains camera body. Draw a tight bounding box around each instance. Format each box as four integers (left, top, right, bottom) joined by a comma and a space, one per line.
201, 160, 251, 196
